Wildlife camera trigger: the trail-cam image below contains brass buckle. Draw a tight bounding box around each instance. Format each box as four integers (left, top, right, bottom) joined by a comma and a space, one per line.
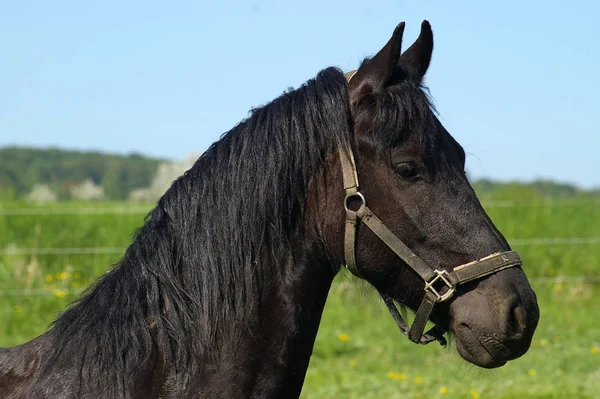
424, 270, 456, 302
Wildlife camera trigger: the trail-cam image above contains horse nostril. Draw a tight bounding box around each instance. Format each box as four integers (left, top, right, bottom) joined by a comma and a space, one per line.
507, 302, 527, 338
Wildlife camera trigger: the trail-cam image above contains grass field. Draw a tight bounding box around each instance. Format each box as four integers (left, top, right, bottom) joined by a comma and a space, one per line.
0, 198, 599, 398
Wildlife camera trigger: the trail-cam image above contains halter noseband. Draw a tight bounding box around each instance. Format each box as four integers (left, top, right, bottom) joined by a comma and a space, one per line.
340, 71, 522, 345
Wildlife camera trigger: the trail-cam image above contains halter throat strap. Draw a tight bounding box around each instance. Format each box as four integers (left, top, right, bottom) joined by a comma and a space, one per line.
338, 147, 523, 345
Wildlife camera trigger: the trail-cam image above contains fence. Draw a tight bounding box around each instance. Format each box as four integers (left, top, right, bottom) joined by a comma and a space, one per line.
0, 198, 598, 216
1, 203, 598, 295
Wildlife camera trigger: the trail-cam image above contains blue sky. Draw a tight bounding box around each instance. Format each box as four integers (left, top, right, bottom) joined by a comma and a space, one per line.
1, 1, 598, 188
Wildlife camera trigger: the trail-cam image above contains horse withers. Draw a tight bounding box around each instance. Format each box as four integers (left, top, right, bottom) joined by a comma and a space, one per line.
0, 20, 539, 398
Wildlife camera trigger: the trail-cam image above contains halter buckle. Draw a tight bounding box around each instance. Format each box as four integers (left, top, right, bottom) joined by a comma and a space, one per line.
424, 270, 456, 302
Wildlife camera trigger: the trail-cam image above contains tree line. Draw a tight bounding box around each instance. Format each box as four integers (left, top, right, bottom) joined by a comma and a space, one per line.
0, 146, 597, 202
0, 147, 163, 201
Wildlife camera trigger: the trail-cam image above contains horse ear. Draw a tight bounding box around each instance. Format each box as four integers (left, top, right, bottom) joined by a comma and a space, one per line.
400, 20, 434, 81
347, 22, 405, 107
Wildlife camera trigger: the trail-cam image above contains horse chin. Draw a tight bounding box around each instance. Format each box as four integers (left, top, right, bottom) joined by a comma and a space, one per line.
452, 325, 509, 369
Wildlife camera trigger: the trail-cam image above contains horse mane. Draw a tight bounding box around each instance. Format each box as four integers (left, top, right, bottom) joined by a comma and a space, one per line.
43, 67, 355, 395
39, 59, 442, 396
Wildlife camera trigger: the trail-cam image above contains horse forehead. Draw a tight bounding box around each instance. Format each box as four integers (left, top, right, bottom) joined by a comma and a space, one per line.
391, 134, 426, 153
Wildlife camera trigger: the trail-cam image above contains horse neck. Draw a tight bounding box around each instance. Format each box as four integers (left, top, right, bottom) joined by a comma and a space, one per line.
268, 241, 337, 397
182, 236, 337, 398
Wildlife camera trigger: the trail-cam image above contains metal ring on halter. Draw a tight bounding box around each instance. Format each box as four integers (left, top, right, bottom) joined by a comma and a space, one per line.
344, 192, 366, 212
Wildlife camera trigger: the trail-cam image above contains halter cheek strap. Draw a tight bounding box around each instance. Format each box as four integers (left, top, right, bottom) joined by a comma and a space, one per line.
339, 147, 523, 346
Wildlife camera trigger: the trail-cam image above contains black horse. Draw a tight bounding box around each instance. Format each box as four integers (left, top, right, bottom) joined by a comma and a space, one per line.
0, 21, 539, 398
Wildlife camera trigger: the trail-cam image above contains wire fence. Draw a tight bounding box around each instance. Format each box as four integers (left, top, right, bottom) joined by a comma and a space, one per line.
1, 236, 599, 257
0, 207, 152, 216
1, 238, 598, 296
509, 237, 600, 246
0, 288, 84, 296
1, 203, 598, 295
0, 198, 598, 216
0, 275, 598, 296
0, 247, 125, 255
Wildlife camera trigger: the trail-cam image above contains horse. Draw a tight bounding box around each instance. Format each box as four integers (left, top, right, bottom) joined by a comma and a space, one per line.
0, 20, 539, 398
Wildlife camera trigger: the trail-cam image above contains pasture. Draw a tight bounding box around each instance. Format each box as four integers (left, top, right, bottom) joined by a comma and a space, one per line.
0, 198, 598, 398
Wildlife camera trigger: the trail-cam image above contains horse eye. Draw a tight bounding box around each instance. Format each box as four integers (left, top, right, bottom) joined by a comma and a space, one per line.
394, 162, 419, 178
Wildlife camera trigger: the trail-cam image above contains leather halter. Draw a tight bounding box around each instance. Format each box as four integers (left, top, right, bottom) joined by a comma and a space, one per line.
340, 73, 523, 345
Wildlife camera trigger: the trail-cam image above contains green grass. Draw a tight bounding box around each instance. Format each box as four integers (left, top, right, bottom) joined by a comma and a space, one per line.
0, 199, 599, 398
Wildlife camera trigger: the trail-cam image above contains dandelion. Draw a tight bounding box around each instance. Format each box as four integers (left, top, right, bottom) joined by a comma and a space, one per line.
414, 376, 423, 384
470, 389, 480, 399
528, 369, 536, 376
45, 274, 53, 282
440, 386, 448, 394
57, 271, 70, 281
338, 333, 351, 342
591, 346, 599, 355
349, 359, 357, 367
540, 339, 548, 346
73, 272, 81, 280
53, 289, 67, 298
387, 372, 406, 380
14, 306, 22, 313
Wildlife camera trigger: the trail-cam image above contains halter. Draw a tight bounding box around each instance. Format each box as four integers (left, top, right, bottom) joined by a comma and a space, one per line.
340, 72, 522, 345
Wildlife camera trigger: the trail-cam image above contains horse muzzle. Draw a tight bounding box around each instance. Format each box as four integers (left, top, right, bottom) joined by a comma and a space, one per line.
448, 268, 540, 368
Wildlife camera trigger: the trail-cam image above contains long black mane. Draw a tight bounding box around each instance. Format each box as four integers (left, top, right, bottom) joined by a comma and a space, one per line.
42, 61, 441, 396
46, 67, 355, 395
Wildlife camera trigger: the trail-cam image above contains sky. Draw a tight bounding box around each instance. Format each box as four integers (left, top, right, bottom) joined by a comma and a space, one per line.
1, 0, 598, 188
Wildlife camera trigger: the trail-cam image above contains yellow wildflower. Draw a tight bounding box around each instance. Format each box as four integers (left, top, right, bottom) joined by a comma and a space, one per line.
591, 346, 599, 354
338, 333, 351, 342
53, 289, 67, 298
440, 386, 448, 394
528, 369, 536, 376
414, 376, 423, 384
73, 272, 81, 280
14, 306, 22, 313
470, 389, 480, 399
45, 274, 53, 282
57, 271, 70, 281
349, 359, 357, 367
540, 339, 548, 346
387, 372, 406, 380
